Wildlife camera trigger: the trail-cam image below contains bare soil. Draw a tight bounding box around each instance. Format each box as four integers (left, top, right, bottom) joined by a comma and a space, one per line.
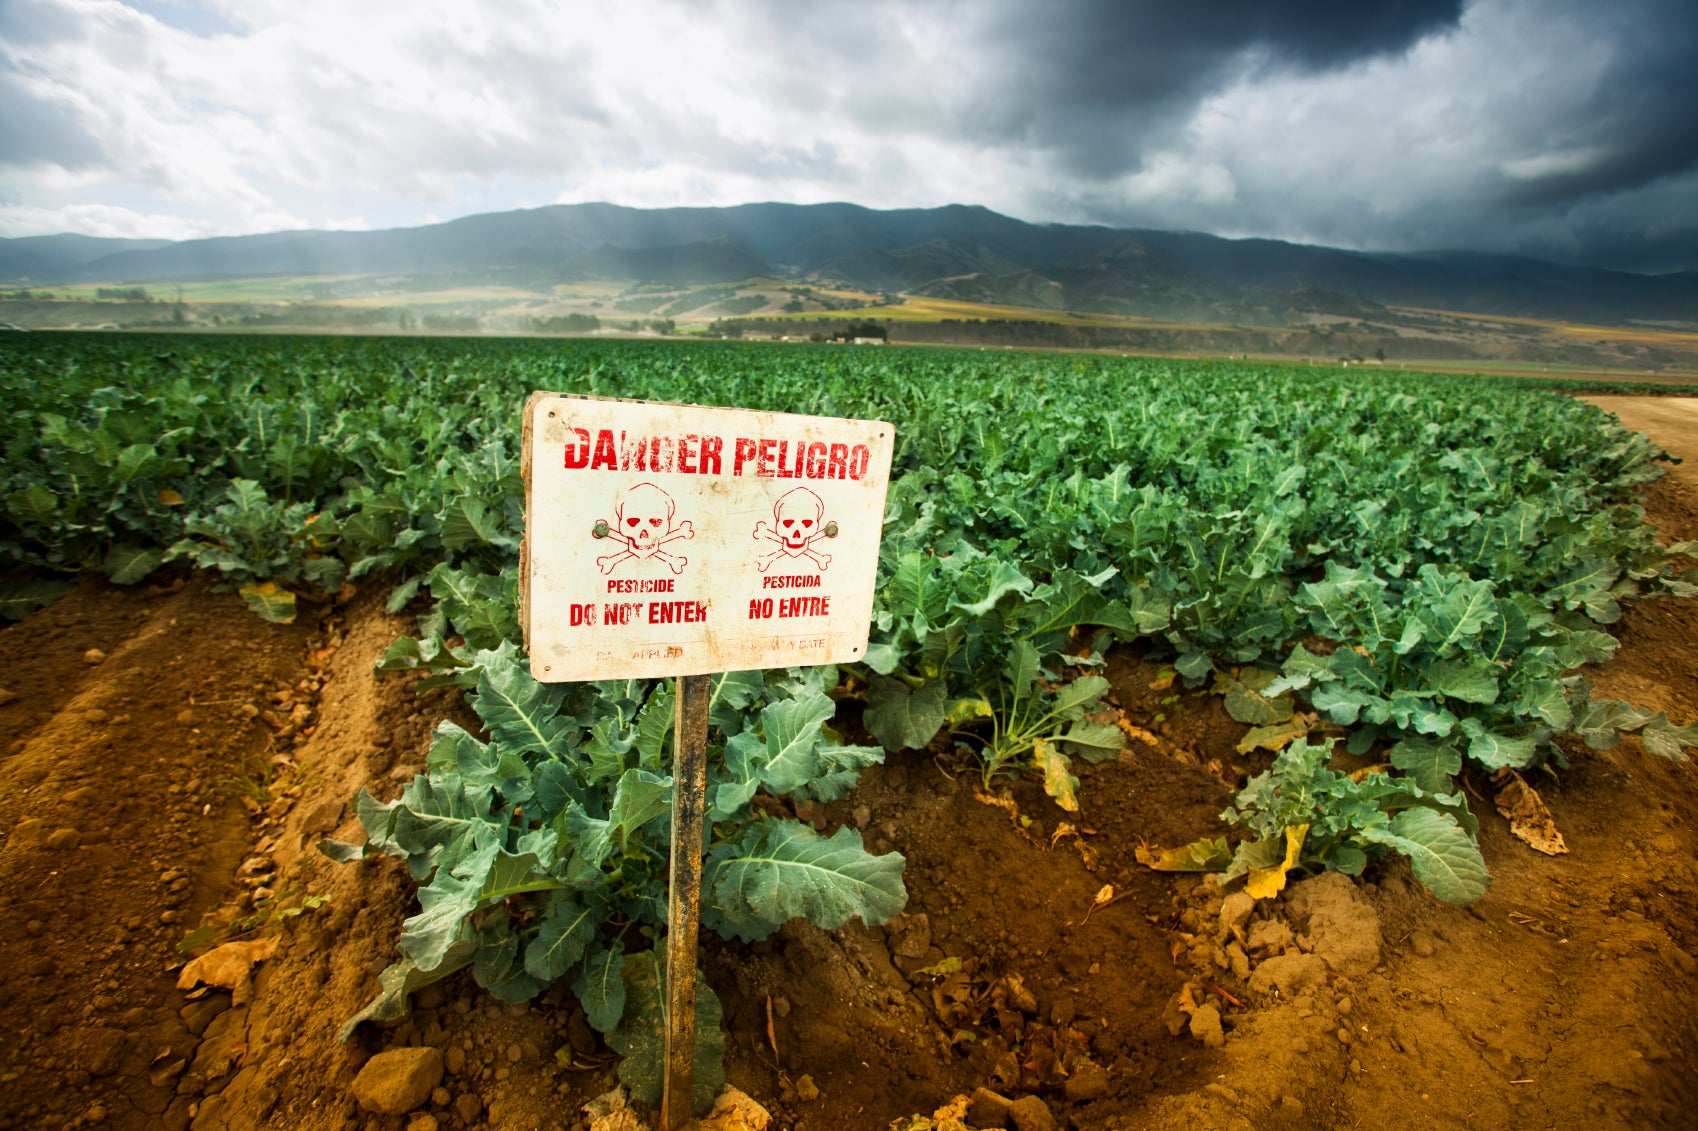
3, 486, 1697, 1131
1585, 397, 1698, 486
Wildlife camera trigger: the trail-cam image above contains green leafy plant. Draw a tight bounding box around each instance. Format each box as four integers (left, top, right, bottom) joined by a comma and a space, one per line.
321, 642, 904, 1116
1216, 738, 1490, 904
7, 332, 1698, 921
165, 479, 343, 621
857, 547, 1136, 809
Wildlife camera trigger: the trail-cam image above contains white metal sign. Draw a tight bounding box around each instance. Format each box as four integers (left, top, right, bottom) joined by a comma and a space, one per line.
521, 392, 894, 682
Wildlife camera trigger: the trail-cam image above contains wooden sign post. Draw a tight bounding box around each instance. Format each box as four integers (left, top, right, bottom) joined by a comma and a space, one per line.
521, 393, 893, 1128
663, 672, 710, 1128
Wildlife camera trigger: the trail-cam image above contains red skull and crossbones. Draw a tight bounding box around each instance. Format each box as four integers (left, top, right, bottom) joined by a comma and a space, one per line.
753, 487, 835, 571
594, 482, 693, 574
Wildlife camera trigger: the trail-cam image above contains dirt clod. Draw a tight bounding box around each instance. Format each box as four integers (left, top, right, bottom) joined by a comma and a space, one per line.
1008, 1093, 1056, 1131
350, 1046, 444, 1115
1064, 1060, 1111, 1102
968, 1086, 1013, 1128
1247, 952, 1327, 997
1188, 1004, 1226, 1049
1218, 891, 1255, 937
81, 1029, 129, 1077
1285, 873, 1382, 975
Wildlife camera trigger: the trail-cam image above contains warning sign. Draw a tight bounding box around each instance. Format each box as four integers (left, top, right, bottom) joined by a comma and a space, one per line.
521, 393, 893, 682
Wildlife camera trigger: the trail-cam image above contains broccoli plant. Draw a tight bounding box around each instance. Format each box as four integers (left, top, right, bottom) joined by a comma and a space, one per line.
323, 641, 904, 1116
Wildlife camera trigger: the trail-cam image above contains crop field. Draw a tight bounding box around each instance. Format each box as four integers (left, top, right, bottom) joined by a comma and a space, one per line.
2, 330, 1697, 1131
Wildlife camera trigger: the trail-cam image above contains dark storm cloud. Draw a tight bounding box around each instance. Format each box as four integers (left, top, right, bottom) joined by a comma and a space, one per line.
961, 0, 1465, 176
1490, 1, 1698, 208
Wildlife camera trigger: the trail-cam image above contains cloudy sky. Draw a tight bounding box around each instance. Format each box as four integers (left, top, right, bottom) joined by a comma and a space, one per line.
2, 0, 1695, 271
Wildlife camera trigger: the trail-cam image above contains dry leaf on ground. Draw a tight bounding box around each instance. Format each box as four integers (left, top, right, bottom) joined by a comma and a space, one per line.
1493, 769, 1569, 855
175, 936, 280, 1005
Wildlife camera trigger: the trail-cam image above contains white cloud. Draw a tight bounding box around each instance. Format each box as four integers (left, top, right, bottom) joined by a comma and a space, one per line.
0, 200, 282, 240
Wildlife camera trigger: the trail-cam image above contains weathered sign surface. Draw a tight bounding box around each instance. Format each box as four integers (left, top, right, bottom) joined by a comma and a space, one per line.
521, 392, 894, 682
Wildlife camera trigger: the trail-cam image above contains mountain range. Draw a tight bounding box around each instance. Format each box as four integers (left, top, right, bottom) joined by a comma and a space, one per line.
4, 202, 1694, 326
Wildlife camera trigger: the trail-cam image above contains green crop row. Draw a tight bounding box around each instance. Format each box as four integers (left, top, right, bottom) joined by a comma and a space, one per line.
3, 330, 1693, 1110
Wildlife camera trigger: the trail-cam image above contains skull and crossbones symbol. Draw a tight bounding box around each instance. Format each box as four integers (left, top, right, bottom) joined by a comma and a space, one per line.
753, 487, 837, 571
593, 482, 693, 574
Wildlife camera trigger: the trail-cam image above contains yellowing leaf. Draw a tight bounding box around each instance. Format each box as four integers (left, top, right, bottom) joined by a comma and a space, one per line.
1135, 836, 1231, 872
1236, 719, 1311, 755
1245, 824, 1308, 899
1050, 821, 1102, 870
157, 488, 185, 505
1035, 739, 1079, 812
972, 788, 1022, 822
914, 956, 964, 977
943, 696, 993, 726
239, 581, 297, 624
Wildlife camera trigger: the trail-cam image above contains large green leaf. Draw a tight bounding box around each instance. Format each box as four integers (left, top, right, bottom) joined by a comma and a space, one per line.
864, 677, 947, 751
1018, 569, 1138, 638
0, 578, 74, 621
1424, 658, 1499, 705
886, 551, 949, 632
355, 772, 497, 879
570, 768, 673, 863
1360, 808, 1491, 905
575, 941, 627, 1034
606, 948, 724, 1117
751, 692, 837, 794
1459, 718, 1538, 770
705, 820, 907, 943
468, 640, 574, 758
239, 581, 296, 624
1389, 737, 1461, 793
523, 891, 600, 982
6, 483, 58, 527
335, 938, 476, 1042
1059, 719, 1125, 762
103, 544, 163, 585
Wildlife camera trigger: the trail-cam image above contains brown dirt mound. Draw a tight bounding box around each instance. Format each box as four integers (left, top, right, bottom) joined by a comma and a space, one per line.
2, 481, 1696, 1131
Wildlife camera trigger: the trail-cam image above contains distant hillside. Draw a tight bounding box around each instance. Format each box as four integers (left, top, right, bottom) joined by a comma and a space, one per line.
4, 203, 1695, 326
0, 234, 175, 278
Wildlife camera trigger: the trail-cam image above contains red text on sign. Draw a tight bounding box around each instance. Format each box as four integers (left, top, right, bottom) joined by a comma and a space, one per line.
747, 595, 831, 619
564, 429, 724, 475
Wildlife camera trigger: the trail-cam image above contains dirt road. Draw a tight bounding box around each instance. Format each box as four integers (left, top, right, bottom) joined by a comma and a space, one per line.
1586, 396, 1698, 487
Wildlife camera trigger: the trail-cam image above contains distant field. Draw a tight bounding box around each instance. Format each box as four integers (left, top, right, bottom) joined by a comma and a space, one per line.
773, 294, 1219, 330
49, 276, 371, 302
333, 285, 542, 308
9, 276, 1698, 374
1396, 306, 1698, 349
